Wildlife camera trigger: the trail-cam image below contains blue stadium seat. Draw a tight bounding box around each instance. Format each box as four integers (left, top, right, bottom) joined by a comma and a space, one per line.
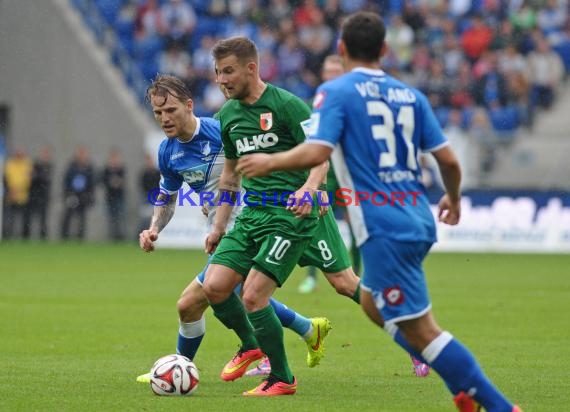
434, 106, 451, 129
137, 58, 159, 83
553, 41, 570, 74
114, 18, 134, 39
94, 0, 125, 24
461, 107, 475, 129
134, 35, 164, 61
488, 106, 519, 141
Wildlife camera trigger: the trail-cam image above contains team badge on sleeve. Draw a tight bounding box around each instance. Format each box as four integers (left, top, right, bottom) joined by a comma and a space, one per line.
300, 118, 312, 138
260, 112, 273, 131
313, 91, 326, 109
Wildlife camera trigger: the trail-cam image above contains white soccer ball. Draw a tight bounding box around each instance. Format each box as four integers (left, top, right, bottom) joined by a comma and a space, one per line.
149, 354, 199, 396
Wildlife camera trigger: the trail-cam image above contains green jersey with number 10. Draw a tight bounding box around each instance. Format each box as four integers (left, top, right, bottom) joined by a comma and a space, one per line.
218, 83, 313, 209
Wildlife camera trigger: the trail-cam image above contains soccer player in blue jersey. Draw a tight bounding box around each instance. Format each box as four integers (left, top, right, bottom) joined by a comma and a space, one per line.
237, 11, 522, 412
136, 74, 360, 383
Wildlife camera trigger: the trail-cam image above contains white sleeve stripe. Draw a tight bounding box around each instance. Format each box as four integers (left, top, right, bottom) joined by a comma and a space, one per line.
306, 139, 336, 149
424, 141, 449, 153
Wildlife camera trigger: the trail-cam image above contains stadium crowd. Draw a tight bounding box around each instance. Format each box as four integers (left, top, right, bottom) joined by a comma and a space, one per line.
81, 0, 570, 175
6, 0, 568, 241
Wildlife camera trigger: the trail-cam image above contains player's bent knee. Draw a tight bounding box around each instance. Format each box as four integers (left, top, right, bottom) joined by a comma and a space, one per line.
397, 313, 442, 350
177, 294, 209, 322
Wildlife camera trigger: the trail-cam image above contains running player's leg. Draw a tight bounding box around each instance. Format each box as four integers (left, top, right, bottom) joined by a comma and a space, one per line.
239, 209, 317, 395
176, 277, 209, 359
303, 211, 429, 374
361, 237, 515, 411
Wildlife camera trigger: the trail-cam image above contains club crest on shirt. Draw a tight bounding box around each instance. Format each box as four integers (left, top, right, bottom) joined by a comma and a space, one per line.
260, 112, 273, 131
200, 141, 211, 157
383, 286, 404, 306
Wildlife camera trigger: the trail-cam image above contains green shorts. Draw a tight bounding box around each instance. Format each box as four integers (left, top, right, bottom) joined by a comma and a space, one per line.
298, 211, 352, 273
211, 206, 318, 286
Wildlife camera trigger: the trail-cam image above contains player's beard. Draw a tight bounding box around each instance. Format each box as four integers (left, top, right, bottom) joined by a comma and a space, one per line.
228, 82, 249, 101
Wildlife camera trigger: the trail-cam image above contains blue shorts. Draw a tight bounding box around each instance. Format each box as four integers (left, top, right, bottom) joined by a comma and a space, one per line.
360, 237, 433, 325
195, 254, 242, 295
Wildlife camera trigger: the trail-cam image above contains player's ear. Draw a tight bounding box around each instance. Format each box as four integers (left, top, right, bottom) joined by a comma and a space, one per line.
247, 61, 257, 75
186, 99, 194, 112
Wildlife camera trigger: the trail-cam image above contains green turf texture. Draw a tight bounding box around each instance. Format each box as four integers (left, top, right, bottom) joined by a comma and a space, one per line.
1, 242, 568, 411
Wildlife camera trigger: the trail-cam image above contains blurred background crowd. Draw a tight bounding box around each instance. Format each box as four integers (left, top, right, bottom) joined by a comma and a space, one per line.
2, 0, 570, 242
95, 0, 570, 133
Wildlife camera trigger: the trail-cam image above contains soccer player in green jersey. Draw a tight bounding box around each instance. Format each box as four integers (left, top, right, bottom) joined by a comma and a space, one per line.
202, 37, 327, 396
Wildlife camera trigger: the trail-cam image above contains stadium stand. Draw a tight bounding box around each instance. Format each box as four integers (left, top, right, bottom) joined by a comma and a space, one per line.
72, 0, 570, 129
71, 0, 570, 185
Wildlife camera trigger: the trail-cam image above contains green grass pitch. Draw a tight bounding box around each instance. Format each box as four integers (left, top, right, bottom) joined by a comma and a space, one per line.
1, 242, 569, 411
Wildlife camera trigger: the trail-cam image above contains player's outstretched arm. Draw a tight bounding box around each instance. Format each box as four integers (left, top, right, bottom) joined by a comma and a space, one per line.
287, 161, 329, 217
237, 143, 332, 178
432, 145, 461, 225
205, 159, 240, 254
139, 191, 178, 252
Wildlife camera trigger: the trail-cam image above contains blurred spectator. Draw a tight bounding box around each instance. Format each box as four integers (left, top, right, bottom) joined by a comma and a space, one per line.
23, 145, 53, 240
537, 0, 567, 40
102, 148, 126, 241
158, 44, 193, 85
506, 70, 531, 128
402, 1, 426, 36
221, 13, 257, 39
472, 52, 510, 109
448, 0, 472, 19
386, 14, 415, 72
61, 146, 95, 241
265, 0, 293, 28
294, 0, 323, 29
255, 26, 278, 54
2, 147, 32, 239
461, 13, 494, 63
498, 43, 527, 77
339, 0, 368, 14
442, 34, 465, 77
208, 0, 228, 18
526, 35, 565, 112
491, 19, 518, 50
418, 59, 450, 109
192, 35, 216, 80
449, 60, 475, 108
277, 33, 306, 78
159, 0, 196, 49
135, 0, 164, 40
509, 0, 537, 32
228, 0, 249, 18
299, 8, 335, 77
259, 49, 279, 82
323, 0, 343, 29
202, 76, 227, 114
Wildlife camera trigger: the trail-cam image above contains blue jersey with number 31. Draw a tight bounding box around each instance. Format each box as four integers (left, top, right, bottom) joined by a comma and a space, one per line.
307, 68, 448, 246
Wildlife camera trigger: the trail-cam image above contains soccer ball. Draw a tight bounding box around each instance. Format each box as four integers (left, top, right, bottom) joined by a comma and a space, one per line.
149, 354, 199, 396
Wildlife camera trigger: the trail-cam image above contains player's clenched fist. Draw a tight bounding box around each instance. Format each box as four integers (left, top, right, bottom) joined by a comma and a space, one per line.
139, 229, 158, 252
